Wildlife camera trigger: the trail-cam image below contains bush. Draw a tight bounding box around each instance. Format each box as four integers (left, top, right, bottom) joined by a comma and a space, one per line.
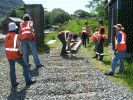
58, 26, 65, 32
123, 57, 133, 76
0, 29, 2, 34
51, 36, 55, 40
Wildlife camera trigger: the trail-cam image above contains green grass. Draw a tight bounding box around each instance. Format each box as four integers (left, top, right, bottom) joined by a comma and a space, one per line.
0, 58, 2, 62
44, 18, 133, 90
44, 31, 61, 49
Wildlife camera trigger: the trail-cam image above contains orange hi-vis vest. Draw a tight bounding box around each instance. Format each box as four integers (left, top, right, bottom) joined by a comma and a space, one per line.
59, 31, 74, 40
97, 26, 106, 39
20, 21, 35, 40
5, 33, 21, 59
91, 32, 99, 41
115, 31, 126, 51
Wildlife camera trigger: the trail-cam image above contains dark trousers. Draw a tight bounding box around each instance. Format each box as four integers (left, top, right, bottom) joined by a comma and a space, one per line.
57, 34, 67, 55
82, 38, 86, 47
95, 38, 105, 59
82, 33, 87, 47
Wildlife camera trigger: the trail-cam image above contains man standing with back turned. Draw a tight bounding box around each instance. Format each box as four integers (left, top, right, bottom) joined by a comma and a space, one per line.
19, 14, 44, 68
92, 20, 106, 61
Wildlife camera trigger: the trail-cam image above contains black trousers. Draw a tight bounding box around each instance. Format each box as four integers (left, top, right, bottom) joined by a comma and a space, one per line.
95, 38, 104, 59
81, 33, 87, 47
57, 34, 67, 55
97, 38, 104, 54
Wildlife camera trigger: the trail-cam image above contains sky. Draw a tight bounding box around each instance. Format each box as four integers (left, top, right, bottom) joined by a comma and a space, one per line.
22, 0, 91, 14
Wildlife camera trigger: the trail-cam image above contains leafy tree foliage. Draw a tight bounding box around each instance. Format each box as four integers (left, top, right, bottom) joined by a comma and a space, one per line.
7, 9, 17, 17
86, 0, 108, 19
6, 5, 24, 19
0, 5, 24, 31
74, 9, 96, 18
44, 12, 52, 29
53, 13, 71, 24
51, 8, 71, 24
0, 17, 5, 32
16, 5, 24, 19
44, 8, 71, 29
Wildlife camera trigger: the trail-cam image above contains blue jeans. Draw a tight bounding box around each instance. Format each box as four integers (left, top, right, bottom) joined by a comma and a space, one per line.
8, 58, 32, 86
57, 34, 67, 55
21, 38, 41, 66
109, 49, 127, 73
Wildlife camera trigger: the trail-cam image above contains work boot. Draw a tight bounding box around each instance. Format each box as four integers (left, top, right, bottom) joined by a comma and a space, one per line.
36, 65, 44, 68
115, 72, 122, 74
28, 64, 31, 67
98, 55, 103, 61
97, 58, 103, 61
92, 54, 98, 59
12, 82, 19, 88
26, 80, 36, 85
64, 52, 68, 54
104, 72, 114, 76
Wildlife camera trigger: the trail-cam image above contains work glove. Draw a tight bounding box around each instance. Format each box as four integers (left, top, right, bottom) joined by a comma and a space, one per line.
114, 49, 117, 55
20, 54, 23, 60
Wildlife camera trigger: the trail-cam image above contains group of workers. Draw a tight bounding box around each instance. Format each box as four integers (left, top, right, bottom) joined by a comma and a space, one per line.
5, 14, 127, 88
5, 14, 44, 88
58, 20, 127, 76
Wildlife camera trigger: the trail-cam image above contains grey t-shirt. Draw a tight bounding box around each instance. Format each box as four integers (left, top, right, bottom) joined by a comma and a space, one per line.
68, 32, 72, 38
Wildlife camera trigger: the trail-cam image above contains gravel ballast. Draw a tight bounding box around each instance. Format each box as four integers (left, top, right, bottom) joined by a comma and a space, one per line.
0, 43, 133, 100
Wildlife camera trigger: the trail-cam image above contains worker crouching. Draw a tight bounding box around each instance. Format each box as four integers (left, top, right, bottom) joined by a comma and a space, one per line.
57, 31, 78, 56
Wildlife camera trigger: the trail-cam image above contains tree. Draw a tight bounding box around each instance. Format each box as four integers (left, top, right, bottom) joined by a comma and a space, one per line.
53, 13, 71, 24
7, 9, 17, 17
44, 12, 52, 29
50, 8, 71, 24
16, 5, 24, 19
74, 9, 95, 19
6, 5, 24, 18
44, 8, 71, 27
86, 0, 108, 20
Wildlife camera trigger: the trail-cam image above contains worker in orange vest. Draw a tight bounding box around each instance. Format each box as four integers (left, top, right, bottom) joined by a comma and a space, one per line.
92, 20, 106, 61
5, 22, 36, 87
91, 30, 99, 51
57, 31, 78, 56
85, 22, 90, 44
105, 24, 127, 76
19, 14, 44, 68
81, 28, 88, 47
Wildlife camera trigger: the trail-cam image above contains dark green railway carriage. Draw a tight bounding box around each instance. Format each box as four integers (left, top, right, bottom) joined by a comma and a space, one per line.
106, 0, 133, 56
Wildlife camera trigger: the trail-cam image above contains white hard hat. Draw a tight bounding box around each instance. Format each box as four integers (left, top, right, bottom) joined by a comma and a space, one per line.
8, 22, 18, 31
23, 14, 31, 20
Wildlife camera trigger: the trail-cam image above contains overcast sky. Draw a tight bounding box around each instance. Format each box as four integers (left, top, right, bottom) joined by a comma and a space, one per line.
22, 0, 91, 14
